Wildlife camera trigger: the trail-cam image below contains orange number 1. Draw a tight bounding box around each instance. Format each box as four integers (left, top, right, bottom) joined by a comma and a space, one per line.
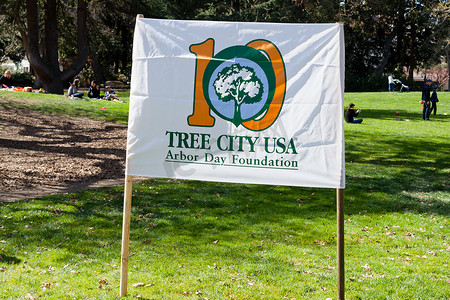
188, 38, 215, 127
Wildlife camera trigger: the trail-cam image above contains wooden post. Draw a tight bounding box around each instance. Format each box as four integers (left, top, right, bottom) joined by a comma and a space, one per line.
337, 188, 345, 300
120, 175, 133, 297
120, 13, 143, 297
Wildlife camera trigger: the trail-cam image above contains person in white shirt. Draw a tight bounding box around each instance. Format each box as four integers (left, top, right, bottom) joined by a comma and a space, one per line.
388, 74, 395, 92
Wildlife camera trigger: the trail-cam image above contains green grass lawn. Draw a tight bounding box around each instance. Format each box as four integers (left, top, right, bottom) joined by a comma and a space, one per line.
0, 90, 129, 124
0, 90, 449, 299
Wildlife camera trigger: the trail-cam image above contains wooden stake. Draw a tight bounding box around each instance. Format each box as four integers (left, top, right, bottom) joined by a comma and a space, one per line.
120, 13, 143, 297
337, 188, 345, 300
120, 175, 133, 297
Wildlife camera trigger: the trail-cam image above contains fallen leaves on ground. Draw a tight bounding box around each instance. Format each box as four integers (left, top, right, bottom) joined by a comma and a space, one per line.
0, 107, 127, 194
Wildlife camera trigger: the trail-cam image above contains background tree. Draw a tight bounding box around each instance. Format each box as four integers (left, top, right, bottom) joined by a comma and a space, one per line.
0, 2, 27, 65
81, 0, 167, 84
425, 63, 449, 89
341, 0, 448, 91
1, 0, 448, 93
19, 0, 88, 94
196, 0, 310, 22
0, 17, 25, 64
427, 2, 450, 82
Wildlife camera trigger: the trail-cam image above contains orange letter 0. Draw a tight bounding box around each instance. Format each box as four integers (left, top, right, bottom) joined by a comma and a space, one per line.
243, 40, 286, 131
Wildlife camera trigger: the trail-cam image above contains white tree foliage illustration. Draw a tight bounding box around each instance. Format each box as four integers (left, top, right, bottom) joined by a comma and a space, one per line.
213, 63, 264, 124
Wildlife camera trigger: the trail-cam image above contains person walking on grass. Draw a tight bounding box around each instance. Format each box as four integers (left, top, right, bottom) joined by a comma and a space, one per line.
345, 103, 363, 123
428, 87, 439, 117
421, 79, 432, 120
388, 73, 395, 92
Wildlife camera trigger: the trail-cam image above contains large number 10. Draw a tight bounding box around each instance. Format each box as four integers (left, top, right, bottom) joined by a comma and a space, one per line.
188, 39, 286, 131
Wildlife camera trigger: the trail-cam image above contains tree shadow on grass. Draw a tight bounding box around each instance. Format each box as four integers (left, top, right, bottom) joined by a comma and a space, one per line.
357, 108, 449, 122
345, 130, 449, 216
0, 254, 21, 264
0, 181, 336, 260
0, 166, 447, 271
0, 108, 448, 260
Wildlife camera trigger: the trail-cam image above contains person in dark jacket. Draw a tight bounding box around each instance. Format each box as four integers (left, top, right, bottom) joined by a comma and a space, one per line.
429, 87, 439, 117
0, 70, 13, 88
87, 80, 101, 99
421, 79, 433, 120
345, 103, 363, 123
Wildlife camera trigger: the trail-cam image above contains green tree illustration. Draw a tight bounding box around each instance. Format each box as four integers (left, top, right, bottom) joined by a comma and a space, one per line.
213, 63, 264, 125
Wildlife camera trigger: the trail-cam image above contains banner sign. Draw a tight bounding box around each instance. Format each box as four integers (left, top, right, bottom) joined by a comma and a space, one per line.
126, 18, 345, 188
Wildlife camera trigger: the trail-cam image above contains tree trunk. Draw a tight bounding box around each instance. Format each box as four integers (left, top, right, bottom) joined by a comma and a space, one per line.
407, 2, 416, 81
446, 44, 450, 90
43, 0, 64, 93
25, 0, 88, 94
231, 0, 240, 12
90, 53, 106, 84
395, 10, 405, 67
373, 30, 395, 75
120, 20, 129, 74
61, 0, 89, 84
407, 24, 416, 80
44, 0, 58, 73
26, 0, 53, 85
32, 71, 44, 89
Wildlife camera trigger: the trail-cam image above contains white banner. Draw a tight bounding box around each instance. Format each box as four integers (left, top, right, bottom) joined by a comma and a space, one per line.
126, 18, 345, 189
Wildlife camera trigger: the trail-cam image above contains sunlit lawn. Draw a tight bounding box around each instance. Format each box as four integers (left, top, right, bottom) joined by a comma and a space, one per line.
0, 90, 129, 124
0, 90, 449, 299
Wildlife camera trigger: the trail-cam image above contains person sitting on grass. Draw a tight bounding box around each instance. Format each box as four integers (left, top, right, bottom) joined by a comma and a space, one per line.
87, 80, 101, 99
345, 103, 363, 124
0, 70, 14, 88
399, 81, 410, 92
67, 79, 84, 99
104, 86, 123, 103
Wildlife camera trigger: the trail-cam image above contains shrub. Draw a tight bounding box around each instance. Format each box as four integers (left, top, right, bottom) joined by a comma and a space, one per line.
113, 72, 128, 83
345, 73, 424, 92
345, 73, 387, 92
79, 62, 95, 87
11, 71, 34, 87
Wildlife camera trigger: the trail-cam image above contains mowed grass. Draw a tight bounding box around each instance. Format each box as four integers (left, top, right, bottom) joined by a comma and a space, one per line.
0, 90, 129, 124
0, 90, 449, 299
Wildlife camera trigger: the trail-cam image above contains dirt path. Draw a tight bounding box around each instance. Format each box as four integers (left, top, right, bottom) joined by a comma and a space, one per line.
0, 107, 128, 201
